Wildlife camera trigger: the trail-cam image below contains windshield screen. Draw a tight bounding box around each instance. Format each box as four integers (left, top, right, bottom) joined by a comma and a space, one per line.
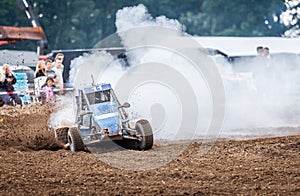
86, 90, 111, 105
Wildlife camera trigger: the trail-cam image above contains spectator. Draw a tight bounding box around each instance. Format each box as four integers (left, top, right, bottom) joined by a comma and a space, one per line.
41, 77, 56, 103
252, 46, 266, 66
34, 60, 46, 78
263, 46, 272, 67
0, 64, 22, 106
52, 53, 64, 89
52, 53, 64, 69
256, 46, 264, 56
45, 59, 57, 81
251, 46, 270, 94
263, 47, 270, 58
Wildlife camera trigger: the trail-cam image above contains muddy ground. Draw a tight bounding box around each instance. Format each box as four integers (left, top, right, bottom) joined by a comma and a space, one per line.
0, 104, 299, 195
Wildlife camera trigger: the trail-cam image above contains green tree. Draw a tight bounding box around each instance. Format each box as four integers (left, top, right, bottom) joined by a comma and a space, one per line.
0, 0, 39, 51
0, 0, 291, 52
280, 0, 300, 37
35, 0, 100, 50
181, 0, 286, 36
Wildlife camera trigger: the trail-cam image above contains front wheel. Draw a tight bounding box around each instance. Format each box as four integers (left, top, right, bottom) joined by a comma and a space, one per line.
68, 127, 85, 152
135, 119, 153, 150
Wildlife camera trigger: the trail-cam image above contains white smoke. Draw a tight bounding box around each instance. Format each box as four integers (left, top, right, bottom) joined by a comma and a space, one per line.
56, 4, 300, 140
214, 52, 300, 135
115, 4, 184, 34
48, 93, 76, 129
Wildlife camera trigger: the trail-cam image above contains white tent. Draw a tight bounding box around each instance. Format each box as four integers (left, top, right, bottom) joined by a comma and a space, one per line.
194, 36, 300, 56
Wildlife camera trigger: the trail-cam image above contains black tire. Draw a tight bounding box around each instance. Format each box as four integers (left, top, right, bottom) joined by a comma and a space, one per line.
54, 127, 69, 144
68, 127, 85, 152
135, 119, 153, 150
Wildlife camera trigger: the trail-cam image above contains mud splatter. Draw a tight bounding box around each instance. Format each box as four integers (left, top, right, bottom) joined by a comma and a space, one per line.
0, 104, 63, 151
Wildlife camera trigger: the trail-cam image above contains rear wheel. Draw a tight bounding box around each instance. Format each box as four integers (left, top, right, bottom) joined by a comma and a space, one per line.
135, 119, 153, 150
68, 127, 85, 152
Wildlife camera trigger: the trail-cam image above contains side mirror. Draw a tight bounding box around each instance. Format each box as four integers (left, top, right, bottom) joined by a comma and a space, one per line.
119, 102, 130, 108
80, 110, 93, 116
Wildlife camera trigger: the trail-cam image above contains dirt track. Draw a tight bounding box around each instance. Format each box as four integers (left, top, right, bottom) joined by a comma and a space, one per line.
0, 104, 299, 195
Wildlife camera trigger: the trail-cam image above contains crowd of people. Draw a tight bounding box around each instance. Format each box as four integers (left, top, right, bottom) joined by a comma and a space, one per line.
255, 46, 270, 58
0, 53, 66, 106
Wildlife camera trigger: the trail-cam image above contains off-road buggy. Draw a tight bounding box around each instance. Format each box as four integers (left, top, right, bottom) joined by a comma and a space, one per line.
55, 83, 153, 152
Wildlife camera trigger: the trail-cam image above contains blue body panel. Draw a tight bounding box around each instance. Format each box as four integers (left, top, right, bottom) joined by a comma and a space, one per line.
90, 101, 120, 135
84, 83, 112, 93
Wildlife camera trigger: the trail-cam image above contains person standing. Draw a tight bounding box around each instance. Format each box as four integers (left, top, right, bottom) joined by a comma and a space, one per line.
41, 77, 56, 103
0, 64, 22, 106
251, 46, 269, 95
0, 65, 9, 105
45, 59, 57, 80
251, 46, 266, 69
34, 60, 46, 78
256, 46, 264, 56
263, 47, 270, 58
52, 53, 64, 89
263, 46, 272, 67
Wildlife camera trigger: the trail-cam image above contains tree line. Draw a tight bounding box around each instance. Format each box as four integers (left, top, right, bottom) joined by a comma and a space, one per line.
0, 0, 295, 53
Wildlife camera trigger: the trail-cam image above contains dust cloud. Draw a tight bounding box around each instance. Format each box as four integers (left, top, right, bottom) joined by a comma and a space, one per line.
66, 4, 300, 140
